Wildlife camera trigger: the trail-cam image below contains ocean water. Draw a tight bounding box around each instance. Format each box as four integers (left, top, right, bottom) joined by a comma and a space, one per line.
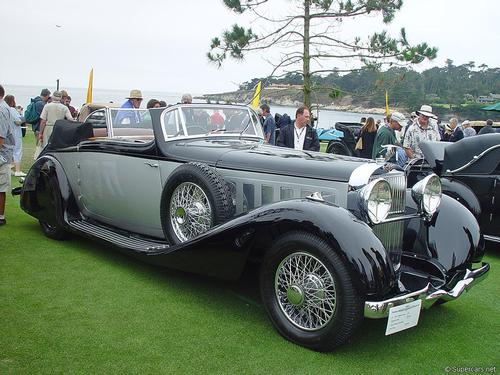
2, 84, 384, 128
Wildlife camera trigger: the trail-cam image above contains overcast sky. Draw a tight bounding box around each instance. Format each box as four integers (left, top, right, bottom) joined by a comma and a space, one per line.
0, 0, 498, 94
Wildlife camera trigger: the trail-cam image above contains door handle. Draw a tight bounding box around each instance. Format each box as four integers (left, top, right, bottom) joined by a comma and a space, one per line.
144, 162, 159, 168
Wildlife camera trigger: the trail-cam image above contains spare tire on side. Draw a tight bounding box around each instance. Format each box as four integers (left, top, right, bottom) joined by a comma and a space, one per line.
160, 162, 234, 245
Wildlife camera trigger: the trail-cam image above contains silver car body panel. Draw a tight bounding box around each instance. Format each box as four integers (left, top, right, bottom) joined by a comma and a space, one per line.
219, 168, 346, 215
56, 105, 407, 242
56, 150, 165, 238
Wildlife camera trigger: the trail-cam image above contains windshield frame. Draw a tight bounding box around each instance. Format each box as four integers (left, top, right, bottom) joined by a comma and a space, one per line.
159, 104, 264, 142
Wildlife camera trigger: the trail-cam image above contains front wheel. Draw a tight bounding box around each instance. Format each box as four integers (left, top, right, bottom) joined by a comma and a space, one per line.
260, 231, 363, 352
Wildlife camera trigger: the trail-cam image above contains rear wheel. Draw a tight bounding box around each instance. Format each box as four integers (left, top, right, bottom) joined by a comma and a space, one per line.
260, 231, 363, 352
39, 220, 67, 240
38, 177, 67, 240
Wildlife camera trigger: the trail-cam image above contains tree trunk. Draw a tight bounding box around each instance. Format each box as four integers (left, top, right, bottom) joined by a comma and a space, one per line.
302, 0, 311, 108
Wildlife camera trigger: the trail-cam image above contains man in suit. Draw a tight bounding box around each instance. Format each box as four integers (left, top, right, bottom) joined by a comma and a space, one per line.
277, 106, 319, 152
448, 117, 464, 142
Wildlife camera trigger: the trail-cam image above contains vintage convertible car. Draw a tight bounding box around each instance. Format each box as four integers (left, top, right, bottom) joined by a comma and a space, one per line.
406, 134, 500, 243
17, 104, 489, 352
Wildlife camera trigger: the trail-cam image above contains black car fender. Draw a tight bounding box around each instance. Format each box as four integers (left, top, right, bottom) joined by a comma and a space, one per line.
20, 155, 79, 226
402, 191, 484, 269
234, 199, 396, 296
441, 177, 482, 219
147, 199, 395, 293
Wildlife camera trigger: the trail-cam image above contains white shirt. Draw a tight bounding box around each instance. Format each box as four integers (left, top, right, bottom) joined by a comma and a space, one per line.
294, 125, 306, 150
40, 101, 73, 126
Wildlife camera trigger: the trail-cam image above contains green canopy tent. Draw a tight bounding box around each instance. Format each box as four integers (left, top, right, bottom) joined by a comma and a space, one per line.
482, 102, 500, 111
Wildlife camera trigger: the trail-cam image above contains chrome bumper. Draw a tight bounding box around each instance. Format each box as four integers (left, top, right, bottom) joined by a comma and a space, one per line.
364, 262, 490, 319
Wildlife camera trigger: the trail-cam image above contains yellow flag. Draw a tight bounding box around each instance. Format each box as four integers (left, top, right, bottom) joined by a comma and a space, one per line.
385, 90, 389, 117
251, 81, 262, 109
86, 68, 93, 103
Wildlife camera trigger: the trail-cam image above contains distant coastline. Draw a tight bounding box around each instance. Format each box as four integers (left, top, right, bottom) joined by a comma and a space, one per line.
200, 87, 500, 121
199, 88, 391, 116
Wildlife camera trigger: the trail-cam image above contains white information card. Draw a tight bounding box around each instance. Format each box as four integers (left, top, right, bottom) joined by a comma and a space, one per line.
385, 299, 422, 336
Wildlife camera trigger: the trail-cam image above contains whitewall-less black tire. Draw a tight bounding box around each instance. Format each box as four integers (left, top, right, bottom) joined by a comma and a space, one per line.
260, 231, 364, 352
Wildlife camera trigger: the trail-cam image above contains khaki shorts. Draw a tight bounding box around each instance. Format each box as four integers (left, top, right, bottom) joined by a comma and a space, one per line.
0, 163, 11, 193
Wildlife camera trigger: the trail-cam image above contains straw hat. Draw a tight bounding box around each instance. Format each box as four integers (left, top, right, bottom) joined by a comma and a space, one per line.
416, 105, 437, 119
127, 89, 143, 99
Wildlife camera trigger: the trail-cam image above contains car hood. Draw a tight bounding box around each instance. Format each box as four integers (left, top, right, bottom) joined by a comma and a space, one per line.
163, 138, 372, 182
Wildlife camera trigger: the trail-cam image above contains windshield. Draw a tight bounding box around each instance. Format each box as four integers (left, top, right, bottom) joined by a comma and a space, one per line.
160, 105, 263, 140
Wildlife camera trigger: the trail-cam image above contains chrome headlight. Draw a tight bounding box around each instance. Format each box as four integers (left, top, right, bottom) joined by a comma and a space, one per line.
360, 179, 392, 224
411, 174, 442, 216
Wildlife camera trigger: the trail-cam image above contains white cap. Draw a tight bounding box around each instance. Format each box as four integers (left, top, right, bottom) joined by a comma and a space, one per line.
390, 111, 406, 125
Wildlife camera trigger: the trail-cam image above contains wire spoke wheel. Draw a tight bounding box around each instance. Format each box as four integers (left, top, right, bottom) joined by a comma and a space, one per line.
275, 251, 337, 331
170, 182, 212, 242
161, 162, 233, 245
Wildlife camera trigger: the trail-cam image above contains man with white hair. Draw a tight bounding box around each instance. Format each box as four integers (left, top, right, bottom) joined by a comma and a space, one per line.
181, 93, 193, 104
462, 120, 476, 137
38, 91, 73, 147
403, 105, 441, 159
448, 117, 464, 142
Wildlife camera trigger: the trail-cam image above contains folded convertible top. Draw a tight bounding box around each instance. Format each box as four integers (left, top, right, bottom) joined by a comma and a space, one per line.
46, 120, 94, 150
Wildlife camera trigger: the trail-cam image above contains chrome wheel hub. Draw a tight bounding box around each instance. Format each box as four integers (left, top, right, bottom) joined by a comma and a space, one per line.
286, 285, 305, 306
275, 252, 336, 331
170, 182, 212, 242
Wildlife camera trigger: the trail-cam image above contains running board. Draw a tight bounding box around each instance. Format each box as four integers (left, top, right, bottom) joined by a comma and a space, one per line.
68, 219, 170, 252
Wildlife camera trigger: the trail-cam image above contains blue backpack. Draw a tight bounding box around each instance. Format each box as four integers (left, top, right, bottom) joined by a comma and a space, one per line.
24, 98, 40, 124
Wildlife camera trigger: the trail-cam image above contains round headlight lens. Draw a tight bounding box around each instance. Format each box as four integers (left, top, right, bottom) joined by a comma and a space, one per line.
411, 174, 442, 216
360, 179, 392, 224
422, 175, 442, 214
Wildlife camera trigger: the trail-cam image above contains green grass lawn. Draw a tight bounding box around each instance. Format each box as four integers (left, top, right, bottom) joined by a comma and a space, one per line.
1, 135, 499, 374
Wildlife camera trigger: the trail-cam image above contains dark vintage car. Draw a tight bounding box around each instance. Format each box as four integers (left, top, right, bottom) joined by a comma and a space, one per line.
16, 103, 489, 352
406, 134, 500, 244
317, 122, 362, 156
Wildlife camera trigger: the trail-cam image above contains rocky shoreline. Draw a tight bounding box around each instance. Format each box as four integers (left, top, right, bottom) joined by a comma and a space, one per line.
200, 88, 391, 115
200, 89, 500, 122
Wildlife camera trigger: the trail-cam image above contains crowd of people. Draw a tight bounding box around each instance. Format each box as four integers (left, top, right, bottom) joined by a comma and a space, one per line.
354, 104, 498, 164
0, 81, 498, 227
261, 102, 497, 161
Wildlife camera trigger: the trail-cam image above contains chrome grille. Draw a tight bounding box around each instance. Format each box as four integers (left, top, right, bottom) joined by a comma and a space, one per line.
371, 171, 406, 215
373, 221, 404, 270
370, 171, 406, 271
